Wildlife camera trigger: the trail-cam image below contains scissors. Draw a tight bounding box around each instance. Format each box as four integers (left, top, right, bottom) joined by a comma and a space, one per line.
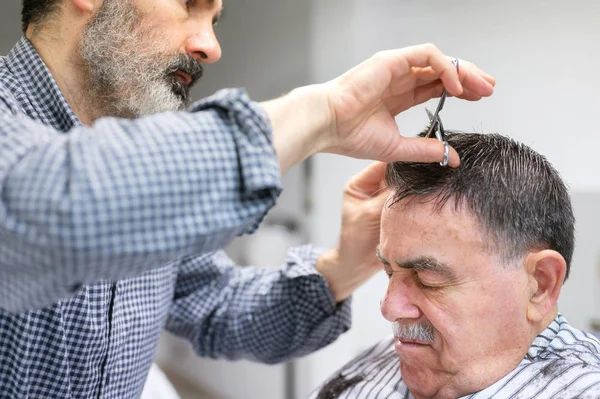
425, 57, 459, 167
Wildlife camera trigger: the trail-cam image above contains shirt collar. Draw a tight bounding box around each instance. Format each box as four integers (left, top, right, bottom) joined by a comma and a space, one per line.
5, 37, 81, 131
526, 313, 564, 360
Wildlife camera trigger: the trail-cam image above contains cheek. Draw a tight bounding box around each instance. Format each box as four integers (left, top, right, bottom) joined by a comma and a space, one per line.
432, 276, 529, 356
136, 5, 189, 43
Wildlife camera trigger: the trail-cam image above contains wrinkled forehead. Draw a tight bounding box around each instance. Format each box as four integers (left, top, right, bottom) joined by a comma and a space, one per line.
381, 195, 494, 259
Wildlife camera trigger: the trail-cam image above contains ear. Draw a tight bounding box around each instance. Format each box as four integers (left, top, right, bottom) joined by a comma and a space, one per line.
70, 0, 101, 14
525, 250, 566, 323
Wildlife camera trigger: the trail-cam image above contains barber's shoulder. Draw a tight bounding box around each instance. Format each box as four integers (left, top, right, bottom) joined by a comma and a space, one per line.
0, 56, 28, 117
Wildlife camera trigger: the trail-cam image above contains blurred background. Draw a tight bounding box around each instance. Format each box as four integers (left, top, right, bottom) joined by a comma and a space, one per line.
2, 0, 600, 398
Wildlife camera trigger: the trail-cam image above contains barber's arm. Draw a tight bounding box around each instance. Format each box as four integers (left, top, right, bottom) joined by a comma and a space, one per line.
0, 44, 494, 312
165, 164, 388, 362
0, 89, 282, 312
165, 248, 350, 363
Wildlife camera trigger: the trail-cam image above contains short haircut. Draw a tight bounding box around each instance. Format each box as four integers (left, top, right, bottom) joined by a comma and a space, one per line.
385, 131, 575, 280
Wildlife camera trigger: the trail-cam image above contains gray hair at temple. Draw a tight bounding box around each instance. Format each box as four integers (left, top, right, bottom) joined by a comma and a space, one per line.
385, 131, 575, 280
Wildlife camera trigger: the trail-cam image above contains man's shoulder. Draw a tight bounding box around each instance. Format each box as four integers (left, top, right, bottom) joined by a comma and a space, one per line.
542, 321, 600, 362
530, 320, 600, 376
478, 324, 600, 399
484, 355, 600, 399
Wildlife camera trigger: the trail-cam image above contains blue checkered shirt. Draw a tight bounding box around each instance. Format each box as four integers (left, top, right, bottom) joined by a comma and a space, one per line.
0, 38, 351, 398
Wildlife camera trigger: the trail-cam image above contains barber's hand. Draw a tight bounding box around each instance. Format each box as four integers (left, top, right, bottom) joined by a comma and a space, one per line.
264, 43, 495, 174
322, 44, 495, 167
316, 162, 388, 302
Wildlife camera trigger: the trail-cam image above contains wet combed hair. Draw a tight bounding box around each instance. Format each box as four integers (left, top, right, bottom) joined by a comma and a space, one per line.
385, 131, 575, 280
22, 0, 62, 33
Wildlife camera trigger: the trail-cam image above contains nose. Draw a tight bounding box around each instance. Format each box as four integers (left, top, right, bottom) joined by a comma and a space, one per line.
185, 29, 222, 64
380, 274, 422, 322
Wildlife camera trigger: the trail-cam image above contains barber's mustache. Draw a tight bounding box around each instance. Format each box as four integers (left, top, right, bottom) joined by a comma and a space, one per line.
165, 53, 204, 86
392, 320, 435, 343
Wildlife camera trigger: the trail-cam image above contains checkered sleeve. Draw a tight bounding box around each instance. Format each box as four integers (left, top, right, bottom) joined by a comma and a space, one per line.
0, 89, 282, 312
165, 246, 352, 363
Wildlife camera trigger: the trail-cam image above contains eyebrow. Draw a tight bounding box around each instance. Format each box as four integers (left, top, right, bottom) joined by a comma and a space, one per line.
376, 248, 457, 281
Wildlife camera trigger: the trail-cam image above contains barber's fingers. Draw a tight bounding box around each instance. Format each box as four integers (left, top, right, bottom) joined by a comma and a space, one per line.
411, 81, 483, 104
459, 87, 483, 102
386, 64, 493, 106
345, 162, 388, 198
386, 80, 483, 117
467, 62, 496, 87
384, 82, 444, 116
412, 64, 495, 91
377, 44, 461, 95
386, 136, 461, 168
386, 44, 486, 98
457, 61, 495, 98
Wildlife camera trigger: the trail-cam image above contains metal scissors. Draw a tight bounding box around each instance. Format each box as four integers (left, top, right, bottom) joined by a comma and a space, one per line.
425, 57, 459, 167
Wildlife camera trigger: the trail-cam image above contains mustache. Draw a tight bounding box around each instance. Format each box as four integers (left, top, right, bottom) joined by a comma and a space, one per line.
165, 53, 204, 85
392, 320, 435, 343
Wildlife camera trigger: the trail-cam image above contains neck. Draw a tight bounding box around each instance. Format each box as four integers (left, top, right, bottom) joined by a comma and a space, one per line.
27, 26, 100, 125
534, 305, 559, 340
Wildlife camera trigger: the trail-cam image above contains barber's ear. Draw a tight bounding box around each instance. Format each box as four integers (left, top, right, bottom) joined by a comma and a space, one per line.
70, 0, 101, 13
525, 250, 566, 323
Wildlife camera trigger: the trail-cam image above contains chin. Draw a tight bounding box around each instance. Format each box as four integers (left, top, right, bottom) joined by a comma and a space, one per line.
404, 380, 450, 399
400, 361, 444, 398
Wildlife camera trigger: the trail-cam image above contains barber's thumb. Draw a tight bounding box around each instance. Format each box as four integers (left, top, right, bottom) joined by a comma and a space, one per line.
348, 162, 388, 197
388, 137, 460, 167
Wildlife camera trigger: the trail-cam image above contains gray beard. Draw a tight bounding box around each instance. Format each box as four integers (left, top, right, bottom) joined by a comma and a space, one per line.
79, 0, 186, 119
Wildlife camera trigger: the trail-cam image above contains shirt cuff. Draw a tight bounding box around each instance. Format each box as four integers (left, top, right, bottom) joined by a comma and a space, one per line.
191, 89, 282, 235
285, 244, 353, 328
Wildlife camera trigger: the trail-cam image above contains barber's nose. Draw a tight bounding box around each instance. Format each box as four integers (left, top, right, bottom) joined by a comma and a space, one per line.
380, 275, 422, 322
185, 30, 222, 64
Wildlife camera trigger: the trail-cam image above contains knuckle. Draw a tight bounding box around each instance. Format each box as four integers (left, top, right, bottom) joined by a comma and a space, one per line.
422, 43, 438, 52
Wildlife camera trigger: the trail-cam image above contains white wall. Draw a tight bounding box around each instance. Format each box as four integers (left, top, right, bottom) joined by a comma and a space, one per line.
296, 0, 600, 397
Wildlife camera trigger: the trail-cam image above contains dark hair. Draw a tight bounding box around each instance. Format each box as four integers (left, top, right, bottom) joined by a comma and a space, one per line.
22, 0, 61, 33
386, 131, 575, 280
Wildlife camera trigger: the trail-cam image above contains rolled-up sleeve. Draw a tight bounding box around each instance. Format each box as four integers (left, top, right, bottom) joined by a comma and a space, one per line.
165, 246, 352, 363
0, 89, 282, 312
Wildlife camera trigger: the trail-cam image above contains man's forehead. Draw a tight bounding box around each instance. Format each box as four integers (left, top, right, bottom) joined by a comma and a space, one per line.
382, 196, 478, 234
380, 198, 492, 269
